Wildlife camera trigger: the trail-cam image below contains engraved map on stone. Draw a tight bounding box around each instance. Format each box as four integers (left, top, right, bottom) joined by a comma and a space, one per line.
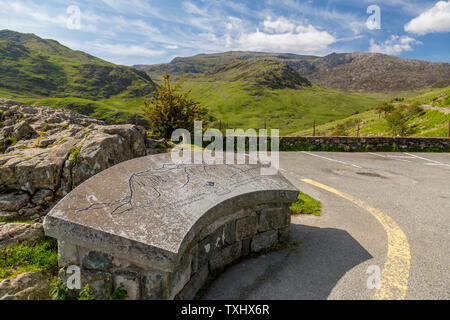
76, 163, 264, 215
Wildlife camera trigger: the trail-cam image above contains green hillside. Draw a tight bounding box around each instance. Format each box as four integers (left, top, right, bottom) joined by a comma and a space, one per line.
180, 79, 385, 135
293, 87, 450, 137
0, 30, 155, 100
135, 51, 319, 82
405, 87, 450, 107
0, 30, 156, 100
0, 29, 158, 125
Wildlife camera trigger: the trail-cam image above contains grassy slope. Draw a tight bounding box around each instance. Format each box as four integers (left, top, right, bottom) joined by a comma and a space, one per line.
181, 79, 387, 135
2, 54, 389, 135
0, 88, 145, 125
405, 87, 450, 106
293, 87, 450, 137
4, 72, 445, 137
0, 36, 154, 100
0, 30, 155, 124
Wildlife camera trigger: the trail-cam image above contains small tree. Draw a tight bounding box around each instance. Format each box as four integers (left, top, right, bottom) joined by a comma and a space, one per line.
375, 102, 395, 119
332, 123, 348, 136
385, 104, 422, 136
143, 73, 208, 138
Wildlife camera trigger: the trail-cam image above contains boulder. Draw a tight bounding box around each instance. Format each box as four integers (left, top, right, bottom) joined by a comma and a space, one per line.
0, 99, 168, 217
0, 222, 44, 249
0, 272, 54, 300
0, 193, 30, 212
12, 121, 36, 140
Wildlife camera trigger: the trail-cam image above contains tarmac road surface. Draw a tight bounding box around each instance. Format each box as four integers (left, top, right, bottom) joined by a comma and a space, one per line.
203, 152, 450, 300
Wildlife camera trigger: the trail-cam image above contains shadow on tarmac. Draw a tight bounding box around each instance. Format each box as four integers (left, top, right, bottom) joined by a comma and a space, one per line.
202, 224, 373, 300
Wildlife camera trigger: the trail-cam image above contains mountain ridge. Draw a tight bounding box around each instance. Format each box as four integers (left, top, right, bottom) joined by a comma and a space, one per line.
135, 51, 450, 92
201, 59, 312, 89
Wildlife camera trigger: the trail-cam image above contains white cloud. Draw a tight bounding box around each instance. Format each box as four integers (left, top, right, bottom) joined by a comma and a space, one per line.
263, 17, 296, 33
235, 18, 336, 54
7, 2, 67, 27
91, 43, 165, 57
369, 35, 421, 55
0, 0, 341, 63
404, 1, 450, 35
3, 1, 99, 33
170, 16, 336, 55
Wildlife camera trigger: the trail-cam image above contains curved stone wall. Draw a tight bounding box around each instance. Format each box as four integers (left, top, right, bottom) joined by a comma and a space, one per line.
44, 153, 298, 299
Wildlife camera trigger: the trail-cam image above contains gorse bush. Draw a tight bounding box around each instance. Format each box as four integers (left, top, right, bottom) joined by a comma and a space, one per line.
142, 73, 208, 138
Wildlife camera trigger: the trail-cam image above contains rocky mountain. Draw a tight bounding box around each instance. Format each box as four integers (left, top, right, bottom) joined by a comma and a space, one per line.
136, 51, 450, 92
0, 30, 157, 99
203, 59, 311, 89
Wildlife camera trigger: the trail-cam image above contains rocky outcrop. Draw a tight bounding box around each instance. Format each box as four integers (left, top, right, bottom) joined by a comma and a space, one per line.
0, 99, 169, 222
0, 222, 44, 249
0, 99, 170, 300
0, 272, 54, 300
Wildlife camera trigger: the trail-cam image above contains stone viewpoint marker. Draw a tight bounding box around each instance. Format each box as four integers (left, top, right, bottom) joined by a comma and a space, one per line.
43, 153, 298, 300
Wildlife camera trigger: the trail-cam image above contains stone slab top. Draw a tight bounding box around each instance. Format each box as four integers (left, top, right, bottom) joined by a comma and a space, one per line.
44, 152, 298, 272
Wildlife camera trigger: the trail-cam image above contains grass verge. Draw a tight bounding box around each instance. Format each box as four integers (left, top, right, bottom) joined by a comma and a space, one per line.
290, 191, 322, 216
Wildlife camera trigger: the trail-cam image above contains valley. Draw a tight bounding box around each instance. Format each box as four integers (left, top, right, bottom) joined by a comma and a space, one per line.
1, 30, 449, 136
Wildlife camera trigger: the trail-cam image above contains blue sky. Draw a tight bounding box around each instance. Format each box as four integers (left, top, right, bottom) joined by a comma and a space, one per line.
1, 0, 449, 65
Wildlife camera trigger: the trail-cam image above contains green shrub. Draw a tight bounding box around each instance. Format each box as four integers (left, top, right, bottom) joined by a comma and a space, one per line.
49, 279, 71, 300
110, 284, 128, 300
69, 145, 82, 166
79, 284, 95, 300
375, 102, 395, 118
142, 73, 208, 138
332, 123, 348, 136
49, 280, 95, 300
392, 143, 398, 151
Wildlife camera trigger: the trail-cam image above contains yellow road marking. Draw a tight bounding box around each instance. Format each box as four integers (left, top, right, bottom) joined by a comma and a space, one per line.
301, 178, 411, 300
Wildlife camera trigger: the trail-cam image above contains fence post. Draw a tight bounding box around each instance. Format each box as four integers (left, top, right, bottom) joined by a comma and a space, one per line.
313, 120, 316, 137
357, 119, 360, 137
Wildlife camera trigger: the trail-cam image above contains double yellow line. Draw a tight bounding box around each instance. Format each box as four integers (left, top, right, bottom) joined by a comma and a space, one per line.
302, 178, 411, 300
